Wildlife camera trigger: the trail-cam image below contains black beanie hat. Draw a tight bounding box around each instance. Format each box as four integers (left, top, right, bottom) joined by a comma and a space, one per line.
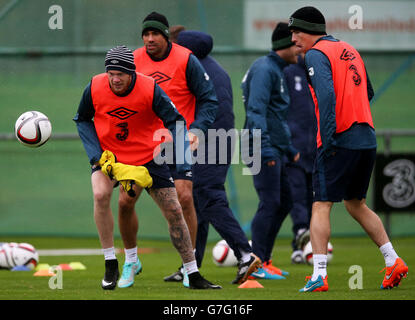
272, 22, 295, 50
105, 45, 136, 75
142, 11, 170, 39
288, 6, 327, 35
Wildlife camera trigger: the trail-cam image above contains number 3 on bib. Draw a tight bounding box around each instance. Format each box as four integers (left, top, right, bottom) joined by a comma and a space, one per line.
116, 122, 129, 141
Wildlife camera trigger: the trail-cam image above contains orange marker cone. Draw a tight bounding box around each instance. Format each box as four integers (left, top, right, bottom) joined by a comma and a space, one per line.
33, 269, 55, 277
238, 280, 264, 288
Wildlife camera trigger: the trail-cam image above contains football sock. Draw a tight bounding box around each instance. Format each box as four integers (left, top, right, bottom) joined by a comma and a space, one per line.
379, 242, 399, 267
311, 254, 327, 281
240, 250, 252, 264
124, 247, 138, 264
183, 260, 198, 275
103, 247, 116, 261
239, 249, 251, 263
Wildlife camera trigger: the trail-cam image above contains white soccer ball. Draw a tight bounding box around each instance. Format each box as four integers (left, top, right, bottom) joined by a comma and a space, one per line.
0, 243, 13, 269
302, 241, 333, 265
15, 111, 52, 147
0, 242, 39, 270
212, 240, 238, 267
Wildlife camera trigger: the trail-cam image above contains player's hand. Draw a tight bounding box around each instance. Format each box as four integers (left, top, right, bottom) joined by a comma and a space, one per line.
99, 150, 116, 167
267, 160, 276, 167
293, 152, 300, 162
188, 132, 199, 151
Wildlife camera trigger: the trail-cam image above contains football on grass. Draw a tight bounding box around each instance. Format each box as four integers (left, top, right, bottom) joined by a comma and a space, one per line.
302, 241, 333, 265
212, 240, 238, 267
0, 242, 39, 270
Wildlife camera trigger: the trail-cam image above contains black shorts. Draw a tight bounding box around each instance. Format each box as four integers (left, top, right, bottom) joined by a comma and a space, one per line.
167, 163, 193, 181
158, 142, 193, 181
313, 147, 376, 202
91, 160, 175, 190
144, 160, 175, 189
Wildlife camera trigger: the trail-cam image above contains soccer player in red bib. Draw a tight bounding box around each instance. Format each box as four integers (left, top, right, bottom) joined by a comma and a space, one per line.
133, 12, 219, 284
73, 45, 221, 290
289, 6, 408, 292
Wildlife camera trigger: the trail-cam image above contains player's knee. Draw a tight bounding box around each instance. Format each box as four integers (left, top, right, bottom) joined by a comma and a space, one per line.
344, 199, 366, 214
93, 189, 112, 205
118, 195, 135, 212
177, 190, 194, 210
172, 200, 183, 214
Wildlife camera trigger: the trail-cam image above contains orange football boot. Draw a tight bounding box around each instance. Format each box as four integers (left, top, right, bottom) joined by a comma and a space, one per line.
299, 275, 328, 292
263, 260, 289, 276
380, 257, 408, 289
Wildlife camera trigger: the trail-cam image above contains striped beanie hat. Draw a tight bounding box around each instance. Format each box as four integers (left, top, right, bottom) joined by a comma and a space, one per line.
105, 45, 136, 75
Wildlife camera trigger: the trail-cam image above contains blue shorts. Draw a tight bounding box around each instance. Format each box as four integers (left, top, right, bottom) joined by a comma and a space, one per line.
313, 147, 376, 202
91, 160, 174, 190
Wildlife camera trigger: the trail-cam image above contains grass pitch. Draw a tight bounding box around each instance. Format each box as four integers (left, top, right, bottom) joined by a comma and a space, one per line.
0, 236, 413, 301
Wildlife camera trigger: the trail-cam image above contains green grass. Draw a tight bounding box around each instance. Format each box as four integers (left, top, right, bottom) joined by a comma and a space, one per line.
0, 236, 414, 300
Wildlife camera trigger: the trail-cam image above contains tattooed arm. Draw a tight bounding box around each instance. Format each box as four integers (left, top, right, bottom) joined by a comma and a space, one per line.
149, 187, 195, 263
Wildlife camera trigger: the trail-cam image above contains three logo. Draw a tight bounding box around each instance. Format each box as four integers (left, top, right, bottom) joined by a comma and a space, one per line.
340, 49, 356, 61
107, 107, 137, 142
382, 159, 415, 208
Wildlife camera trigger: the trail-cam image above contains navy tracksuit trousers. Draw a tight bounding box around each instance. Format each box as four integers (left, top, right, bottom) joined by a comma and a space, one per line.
193, 163, 251, 267
251, 161, 293, 262
285, 163, 312, 250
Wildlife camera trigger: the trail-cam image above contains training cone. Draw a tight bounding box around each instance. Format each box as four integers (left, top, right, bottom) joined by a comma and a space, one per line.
33, 269, 55, 277
69, 262, 86, 270
11, 265, 31, 271
58, 264, 73, 271
35, 263, 51, 271
238, 280, 264, 288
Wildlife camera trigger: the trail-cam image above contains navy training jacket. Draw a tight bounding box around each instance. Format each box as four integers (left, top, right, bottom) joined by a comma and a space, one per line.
241, 51, 297, 163
178, 31, 235, 167
283, 55, 317, 173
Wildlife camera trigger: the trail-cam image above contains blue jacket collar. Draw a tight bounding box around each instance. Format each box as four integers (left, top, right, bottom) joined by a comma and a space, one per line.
268, 50, 289, 69
313, 35, 339, 46
297, 54, 306, 69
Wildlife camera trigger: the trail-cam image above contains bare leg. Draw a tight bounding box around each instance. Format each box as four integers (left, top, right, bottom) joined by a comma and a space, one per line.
344, 198, 390, 247
150, 187, 195, 263
174, 179, 197, 248
91, 171, 116, 249
118, 184, 143, 249
310, 201, 333, 254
